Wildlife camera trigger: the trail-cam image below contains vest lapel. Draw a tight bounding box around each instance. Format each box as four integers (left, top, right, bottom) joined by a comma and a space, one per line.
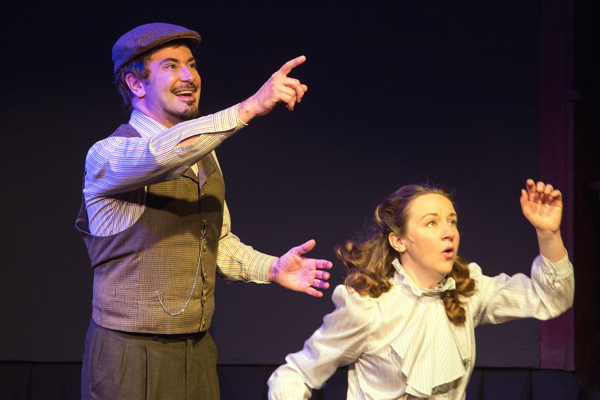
182, 152, 218, 186
196, 152, 218, 187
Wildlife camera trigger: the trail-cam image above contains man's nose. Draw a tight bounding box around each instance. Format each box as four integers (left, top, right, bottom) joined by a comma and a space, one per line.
180, 66, 194, 81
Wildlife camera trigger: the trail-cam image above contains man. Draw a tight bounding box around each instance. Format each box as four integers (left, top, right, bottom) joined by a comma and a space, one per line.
75, 22, 332, 399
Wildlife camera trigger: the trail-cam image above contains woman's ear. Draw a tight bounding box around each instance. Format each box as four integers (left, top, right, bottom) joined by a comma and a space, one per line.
388, 232, 407, 253
126, 73, 146, 99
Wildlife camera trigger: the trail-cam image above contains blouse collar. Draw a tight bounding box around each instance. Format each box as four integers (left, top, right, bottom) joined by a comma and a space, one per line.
392, 258, 456, 297
389, 258, 468, 397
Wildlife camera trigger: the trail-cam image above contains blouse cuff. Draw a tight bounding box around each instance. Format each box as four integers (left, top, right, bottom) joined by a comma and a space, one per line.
539, 250, 572, 280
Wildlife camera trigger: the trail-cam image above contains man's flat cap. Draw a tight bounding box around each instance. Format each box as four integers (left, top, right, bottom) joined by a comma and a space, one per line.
112, 22, 201, 74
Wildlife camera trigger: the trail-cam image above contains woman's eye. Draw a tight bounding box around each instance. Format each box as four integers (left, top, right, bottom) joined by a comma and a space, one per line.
426, 221, 436, 227
449, 220, 457, 226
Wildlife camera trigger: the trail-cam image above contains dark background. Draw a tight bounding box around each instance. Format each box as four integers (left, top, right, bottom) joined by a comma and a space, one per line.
0, 0, 592, 379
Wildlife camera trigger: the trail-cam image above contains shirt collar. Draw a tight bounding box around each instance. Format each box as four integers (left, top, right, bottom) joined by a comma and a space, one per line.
129, 109, 168, 138
392, 258, 456, 297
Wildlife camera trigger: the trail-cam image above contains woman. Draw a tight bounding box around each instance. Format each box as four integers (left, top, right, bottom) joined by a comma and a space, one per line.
268, 180, 574, 399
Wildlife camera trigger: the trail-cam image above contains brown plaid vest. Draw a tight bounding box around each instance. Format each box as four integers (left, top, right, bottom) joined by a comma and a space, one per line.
76, 124, 224, 334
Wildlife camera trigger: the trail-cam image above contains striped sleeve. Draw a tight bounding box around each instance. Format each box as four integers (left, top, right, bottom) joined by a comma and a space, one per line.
216, 199, 276, 282
84, 105, 243, 198
473, 254, 574, 326
268, 285, 374, 399
216, 232, 276, 282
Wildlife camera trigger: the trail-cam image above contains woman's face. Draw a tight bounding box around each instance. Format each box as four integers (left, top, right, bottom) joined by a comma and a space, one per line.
389, 193, 460, 288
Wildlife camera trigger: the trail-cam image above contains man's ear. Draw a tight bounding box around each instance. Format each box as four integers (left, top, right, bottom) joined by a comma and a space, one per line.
388, 232, 407, 253
126, 73, 146, 99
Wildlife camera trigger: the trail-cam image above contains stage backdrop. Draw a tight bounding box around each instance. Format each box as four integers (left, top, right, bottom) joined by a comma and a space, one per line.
1, 1, 544, 368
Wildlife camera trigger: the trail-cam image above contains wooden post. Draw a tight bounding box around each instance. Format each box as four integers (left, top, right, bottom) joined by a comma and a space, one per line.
539, 0, 576, 371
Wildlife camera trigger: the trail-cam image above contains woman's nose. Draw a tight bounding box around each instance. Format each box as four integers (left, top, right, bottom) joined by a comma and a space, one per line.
442, 223, 456, 239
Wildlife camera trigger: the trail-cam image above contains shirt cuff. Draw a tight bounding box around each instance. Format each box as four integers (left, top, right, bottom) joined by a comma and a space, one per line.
247, 253, 277, 283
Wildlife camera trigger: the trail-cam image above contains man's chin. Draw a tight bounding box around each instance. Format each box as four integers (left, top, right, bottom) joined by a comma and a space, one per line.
170, 107, 200, 122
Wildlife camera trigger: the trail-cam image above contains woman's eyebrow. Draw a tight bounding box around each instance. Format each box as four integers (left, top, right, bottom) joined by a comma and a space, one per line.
419, 212, 457, 220
419, 212, 439, 220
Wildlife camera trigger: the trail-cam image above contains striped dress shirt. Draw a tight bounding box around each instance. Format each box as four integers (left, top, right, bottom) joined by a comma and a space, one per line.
268, 255, 574, 399
83, 105, 275, 282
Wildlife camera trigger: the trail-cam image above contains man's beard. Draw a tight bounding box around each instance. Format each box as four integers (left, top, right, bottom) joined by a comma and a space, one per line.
165, 82, 201, 121
167, 103, 200, 121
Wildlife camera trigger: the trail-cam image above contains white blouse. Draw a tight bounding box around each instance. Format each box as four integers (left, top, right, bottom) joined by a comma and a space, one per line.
268, 255, 574, 400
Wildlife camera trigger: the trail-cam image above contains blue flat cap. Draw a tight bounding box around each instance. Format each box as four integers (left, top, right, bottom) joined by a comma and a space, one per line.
112, 23, 201, 74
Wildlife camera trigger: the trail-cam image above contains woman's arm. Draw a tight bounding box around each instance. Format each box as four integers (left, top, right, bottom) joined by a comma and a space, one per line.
520, 179, 567, 262
474, 180, 574, 325
267, 285, 375, 399
473, 256, 574, 326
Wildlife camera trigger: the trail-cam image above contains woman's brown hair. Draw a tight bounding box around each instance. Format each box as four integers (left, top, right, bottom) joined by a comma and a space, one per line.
336, 184, 476, 325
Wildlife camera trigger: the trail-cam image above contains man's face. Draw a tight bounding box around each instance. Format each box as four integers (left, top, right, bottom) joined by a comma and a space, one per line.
134, 44, 201, 127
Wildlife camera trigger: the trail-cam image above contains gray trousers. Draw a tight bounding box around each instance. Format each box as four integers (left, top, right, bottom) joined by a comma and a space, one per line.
81, 319, 220, 400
